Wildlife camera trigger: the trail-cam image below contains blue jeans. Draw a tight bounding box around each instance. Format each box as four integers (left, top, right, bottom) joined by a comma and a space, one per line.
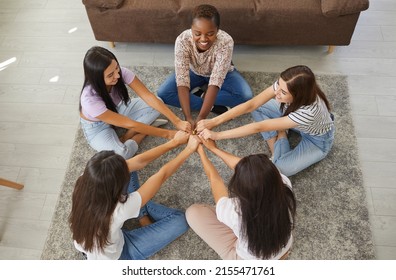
118, 172, 189, 260
251, 99, 335, 176
157, 69, 253, 110
80, 98, 160, 159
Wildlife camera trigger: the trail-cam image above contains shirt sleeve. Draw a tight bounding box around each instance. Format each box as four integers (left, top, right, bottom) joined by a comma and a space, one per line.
80, 87, 108, 118
216, 197, 239, 234
115, 191, 142, 223
288, 106, 315, 126
273, 80, 278, 91
120, 67, 135, 85
175, 31, 192, 88
208, 33, 234, 88
280, 174, 293, 190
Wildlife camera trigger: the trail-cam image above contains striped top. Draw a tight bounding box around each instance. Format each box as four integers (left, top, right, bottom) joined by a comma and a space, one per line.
285, 96, 334, 136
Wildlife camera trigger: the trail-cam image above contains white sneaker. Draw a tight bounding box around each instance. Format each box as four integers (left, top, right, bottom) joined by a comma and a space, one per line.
151, 118, 168, 127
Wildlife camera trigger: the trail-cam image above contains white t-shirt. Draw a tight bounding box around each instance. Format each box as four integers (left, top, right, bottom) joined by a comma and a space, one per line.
74, 191, 142, 260
216, 174, 293, 260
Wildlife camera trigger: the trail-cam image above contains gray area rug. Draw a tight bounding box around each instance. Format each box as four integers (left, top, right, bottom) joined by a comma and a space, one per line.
41, 66, 375, 260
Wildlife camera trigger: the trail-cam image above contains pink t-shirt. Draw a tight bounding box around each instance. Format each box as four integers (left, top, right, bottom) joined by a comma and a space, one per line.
80, 67, 135, 121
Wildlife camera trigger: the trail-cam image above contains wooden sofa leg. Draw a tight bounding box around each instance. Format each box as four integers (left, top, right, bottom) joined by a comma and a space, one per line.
109, 41, 115, 48
327, 45, 335, 54
0, 178, 24, 190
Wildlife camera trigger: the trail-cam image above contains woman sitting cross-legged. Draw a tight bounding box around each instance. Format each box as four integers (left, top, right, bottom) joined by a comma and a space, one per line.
197, 65, 335, 176
69, 131, 201, 260
186, 139, 296, 260
80, 46, 192, 160
157, 4, 252, 129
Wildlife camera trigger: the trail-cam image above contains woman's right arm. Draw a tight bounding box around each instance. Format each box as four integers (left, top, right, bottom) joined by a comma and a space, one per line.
196, 85, 275, 132
137, 136, 200, 207
96, 109, 175, 139
200, 115, 297, 141
175, 34, 194, 126
177, 86, 194, 126
201, 139, 241, 170
197, 145, 228, 203
126, 131, 189, 172
128, 77, 192, 133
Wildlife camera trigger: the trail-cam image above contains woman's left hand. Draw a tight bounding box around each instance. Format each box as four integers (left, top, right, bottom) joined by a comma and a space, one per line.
196, 118, 215, 133
176, 119, 192, 133
186, 135, 202, 152
200, 137, 217, 150
173, 130, 190, 145
199, 129, 218, 141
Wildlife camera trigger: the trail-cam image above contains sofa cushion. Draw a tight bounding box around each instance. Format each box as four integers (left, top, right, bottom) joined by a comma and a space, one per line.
82, 0, 124, 9
321, 0, 369, 18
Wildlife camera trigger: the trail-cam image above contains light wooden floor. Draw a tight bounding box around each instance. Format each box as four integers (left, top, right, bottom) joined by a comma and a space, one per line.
0, 0, 395, 259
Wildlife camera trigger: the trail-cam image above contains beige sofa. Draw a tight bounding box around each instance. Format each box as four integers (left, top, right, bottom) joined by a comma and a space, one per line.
82, 0, 369, 53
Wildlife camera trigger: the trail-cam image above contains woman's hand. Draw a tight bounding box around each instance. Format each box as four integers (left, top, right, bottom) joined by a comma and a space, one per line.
201, 137, 217, 151
186, 117, 195, 131
197, 143, 205, 156
175, 119, 192, 134
166, 129, 178, 139
196, 118, 215, 133
194, 115, 204, 129
199, 129, 218, 141
186, 135, 201, 152
172, 130, 190, 145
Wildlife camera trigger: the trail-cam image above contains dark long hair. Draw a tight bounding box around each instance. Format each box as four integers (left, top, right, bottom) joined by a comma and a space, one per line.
280, 65, 331, 116
69, 151, 130, 252
228, 154, 296, 259
79, 46, 129, 113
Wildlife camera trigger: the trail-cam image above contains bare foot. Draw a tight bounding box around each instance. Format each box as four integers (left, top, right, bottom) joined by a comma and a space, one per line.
138, 215, 153, 227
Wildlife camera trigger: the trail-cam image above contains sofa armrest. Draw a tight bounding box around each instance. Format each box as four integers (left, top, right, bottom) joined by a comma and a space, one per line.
82, 0, 124, 9
321, 0, 369, 18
